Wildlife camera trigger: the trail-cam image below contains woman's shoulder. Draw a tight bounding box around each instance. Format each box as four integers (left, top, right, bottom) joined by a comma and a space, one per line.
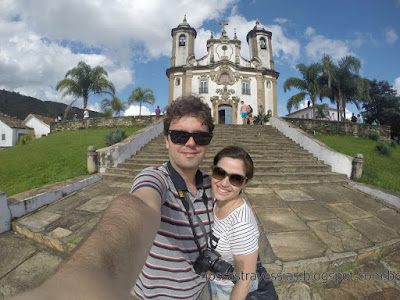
228, 200, 257, 223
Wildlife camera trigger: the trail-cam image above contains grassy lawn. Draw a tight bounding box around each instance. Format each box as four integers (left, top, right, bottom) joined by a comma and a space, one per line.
0, 127, 141, 196
314, 134, 400, 193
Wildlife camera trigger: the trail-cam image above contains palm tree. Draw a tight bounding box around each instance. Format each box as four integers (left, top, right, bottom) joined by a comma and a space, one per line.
321, 55, 340, 120
56, 61, 115, 109
283, 63, 323, 118
101, 97, 127, 116
128, 87, 155, 116
321, 55, 362, 120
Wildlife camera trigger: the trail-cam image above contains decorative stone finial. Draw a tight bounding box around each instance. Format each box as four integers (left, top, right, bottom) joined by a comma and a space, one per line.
210, 31, 214, 39
234, 28, 237, 40
183, 15, 187, 23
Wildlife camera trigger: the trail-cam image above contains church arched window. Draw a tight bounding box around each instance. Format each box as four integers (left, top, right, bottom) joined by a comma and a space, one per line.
179, 34, 186, 46
260, 37, 266, 49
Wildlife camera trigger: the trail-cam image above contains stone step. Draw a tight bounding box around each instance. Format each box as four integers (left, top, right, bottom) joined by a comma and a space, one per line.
101, 172, 347, 185
115, 162, 330, 173
119, 159, 325, 168
131, 147, 312, 156
143, 144, 306, 151
128, 153, 317, 162
101, 124, 347, 186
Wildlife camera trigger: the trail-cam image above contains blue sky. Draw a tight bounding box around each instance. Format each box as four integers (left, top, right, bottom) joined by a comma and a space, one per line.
0, 0, 399, 117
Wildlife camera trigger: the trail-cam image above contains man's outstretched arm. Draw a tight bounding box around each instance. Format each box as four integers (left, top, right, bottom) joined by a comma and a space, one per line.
10, 187, 161, 300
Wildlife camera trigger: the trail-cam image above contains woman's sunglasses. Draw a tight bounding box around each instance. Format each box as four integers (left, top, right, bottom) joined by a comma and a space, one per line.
212, 166, 247, 187
168, 130, 213, 146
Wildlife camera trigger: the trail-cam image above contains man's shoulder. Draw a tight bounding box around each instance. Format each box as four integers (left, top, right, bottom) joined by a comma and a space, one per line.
137, 163, 169, 177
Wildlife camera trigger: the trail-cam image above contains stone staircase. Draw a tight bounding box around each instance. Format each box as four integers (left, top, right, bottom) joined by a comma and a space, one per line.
102, 125, 348, 186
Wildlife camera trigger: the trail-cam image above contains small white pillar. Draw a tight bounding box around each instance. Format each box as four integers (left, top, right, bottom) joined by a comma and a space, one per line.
87, 146, 98, 174
0, 191, 12, 234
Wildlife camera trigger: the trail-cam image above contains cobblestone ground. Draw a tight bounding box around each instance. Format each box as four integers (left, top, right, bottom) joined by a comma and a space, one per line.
275, 245, 400, 300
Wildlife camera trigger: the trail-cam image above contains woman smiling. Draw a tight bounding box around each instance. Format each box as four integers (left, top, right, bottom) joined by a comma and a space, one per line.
210, 146, 259, 300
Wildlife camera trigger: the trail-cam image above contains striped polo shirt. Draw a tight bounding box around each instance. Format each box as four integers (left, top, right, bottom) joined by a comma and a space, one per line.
131, 162, 214, 299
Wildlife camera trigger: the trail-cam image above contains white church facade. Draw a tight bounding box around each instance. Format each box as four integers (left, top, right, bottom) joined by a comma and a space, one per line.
166, 17, 279, 124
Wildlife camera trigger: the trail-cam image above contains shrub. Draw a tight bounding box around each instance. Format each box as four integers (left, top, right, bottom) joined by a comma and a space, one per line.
391, 140, 398, 148
368, 131, 380, 141
18, 131, 36, 145
376, 142, 392, 156
104, 129, 127, 146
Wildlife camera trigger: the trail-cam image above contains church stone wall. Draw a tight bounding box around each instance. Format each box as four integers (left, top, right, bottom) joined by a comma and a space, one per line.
51, 116, 162, 133
282, 118, 391, 141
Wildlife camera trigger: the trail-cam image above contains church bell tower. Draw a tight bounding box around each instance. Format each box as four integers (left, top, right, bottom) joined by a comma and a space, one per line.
170, 15, 197, 67
246, 18, 275, 70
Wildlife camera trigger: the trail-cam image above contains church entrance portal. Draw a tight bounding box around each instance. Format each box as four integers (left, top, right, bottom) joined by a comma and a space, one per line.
218, 104, 233, 124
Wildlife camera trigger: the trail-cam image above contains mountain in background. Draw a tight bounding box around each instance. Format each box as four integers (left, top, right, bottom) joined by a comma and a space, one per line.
0, 89, 99, 120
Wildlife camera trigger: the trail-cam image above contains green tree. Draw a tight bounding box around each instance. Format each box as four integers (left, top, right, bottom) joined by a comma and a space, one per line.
283, 63, 323, 118
99, 108, 113, 117
128, 87, 155, 116
321, 55, 364, 120
56, 61, 115, 110
361, 79, 400, 139
101, 97, 127, 116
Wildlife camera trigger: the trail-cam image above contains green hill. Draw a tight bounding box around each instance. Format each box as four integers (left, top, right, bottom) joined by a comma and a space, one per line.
0, 89, 98, 120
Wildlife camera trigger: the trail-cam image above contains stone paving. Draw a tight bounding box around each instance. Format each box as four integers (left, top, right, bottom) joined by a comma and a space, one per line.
1, 124, 400, 299
1, 178, 400, 299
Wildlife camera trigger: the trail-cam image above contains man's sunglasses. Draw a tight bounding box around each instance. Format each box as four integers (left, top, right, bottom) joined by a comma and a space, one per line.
168, 130, 213, 146
212, 166, 247, 187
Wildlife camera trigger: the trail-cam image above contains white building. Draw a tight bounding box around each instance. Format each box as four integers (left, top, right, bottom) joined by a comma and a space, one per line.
166, 17, 279, 124
23, 114, 53, 138
0, 113, 31, 148
286, 105, 338, 121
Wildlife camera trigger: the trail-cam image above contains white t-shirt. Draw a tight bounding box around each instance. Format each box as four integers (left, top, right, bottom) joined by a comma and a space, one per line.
212, 199, 259, 286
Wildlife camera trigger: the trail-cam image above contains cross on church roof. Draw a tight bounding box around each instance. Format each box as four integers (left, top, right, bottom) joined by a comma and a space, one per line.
220, 21, 228, 35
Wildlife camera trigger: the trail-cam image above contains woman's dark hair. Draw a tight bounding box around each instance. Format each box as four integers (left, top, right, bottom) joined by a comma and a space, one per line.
163, 95, 214, 135
213, 146, 254, 181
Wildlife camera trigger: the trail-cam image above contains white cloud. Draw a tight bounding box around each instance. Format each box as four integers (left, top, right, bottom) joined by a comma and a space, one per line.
385, 28, 398, 44
273, 18, 288, 24
305, 32, 354, 61
267, 25, 300, 63
304, 27, 315, 37
124, 105, 152, 116
394, 77, 400, 96
0, 0, 237, 103
87, 102, 101, 112
299, 100, 311, 109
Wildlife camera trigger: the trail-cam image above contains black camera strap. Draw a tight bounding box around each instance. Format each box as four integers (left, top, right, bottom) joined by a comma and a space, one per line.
178, 189, 214, 255
164, 162, 213, 255
178, 190, 203, 254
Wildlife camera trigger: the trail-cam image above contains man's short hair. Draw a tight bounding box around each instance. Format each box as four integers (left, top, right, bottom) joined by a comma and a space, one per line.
163, 95, 214, 135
